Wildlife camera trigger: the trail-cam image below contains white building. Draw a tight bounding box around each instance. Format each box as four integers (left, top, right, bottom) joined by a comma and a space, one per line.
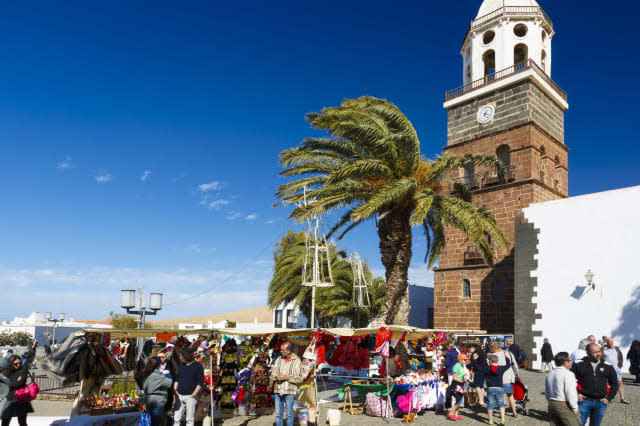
273, 302, 309, 329
0, 312, 112, 346
515, 186, 640, 370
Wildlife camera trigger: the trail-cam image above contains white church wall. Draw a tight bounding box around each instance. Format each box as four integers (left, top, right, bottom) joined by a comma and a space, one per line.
521, 186, 640, 371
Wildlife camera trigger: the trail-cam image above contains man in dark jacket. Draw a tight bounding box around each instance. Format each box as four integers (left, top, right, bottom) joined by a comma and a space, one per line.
571, 343, 618, 426
540, 338, 554, 373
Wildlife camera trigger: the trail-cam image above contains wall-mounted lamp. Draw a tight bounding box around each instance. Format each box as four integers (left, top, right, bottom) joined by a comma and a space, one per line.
585, 269, 595, 290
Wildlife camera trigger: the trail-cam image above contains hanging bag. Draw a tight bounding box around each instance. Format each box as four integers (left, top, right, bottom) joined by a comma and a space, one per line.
14, 371, 39, 403
138, 410, 151, 426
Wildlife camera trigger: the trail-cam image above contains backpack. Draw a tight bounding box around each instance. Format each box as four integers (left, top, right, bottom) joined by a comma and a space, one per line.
516, 349, 527, 365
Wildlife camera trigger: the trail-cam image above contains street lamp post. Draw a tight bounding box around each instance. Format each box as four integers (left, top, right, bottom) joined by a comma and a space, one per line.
120, 288, 163, 329
46, 312, 65, 347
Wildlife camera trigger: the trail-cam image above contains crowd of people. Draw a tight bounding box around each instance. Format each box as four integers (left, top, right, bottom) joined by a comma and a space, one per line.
434, 337, 525, 424
0, 334, 638, 426
409, 334, 637, 426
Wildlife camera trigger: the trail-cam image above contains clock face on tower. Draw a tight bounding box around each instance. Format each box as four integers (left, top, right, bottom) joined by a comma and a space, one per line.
476, 105, 495, 124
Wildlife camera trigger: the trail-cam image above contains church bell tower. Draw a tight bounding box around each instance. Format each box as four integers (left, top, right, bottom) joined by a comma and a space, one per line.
433, 0, 569, 333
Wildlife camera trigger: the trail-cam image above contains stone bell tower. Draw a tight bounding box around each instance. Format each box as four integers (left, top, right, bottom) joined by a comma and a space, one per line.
433, 0, 569, 333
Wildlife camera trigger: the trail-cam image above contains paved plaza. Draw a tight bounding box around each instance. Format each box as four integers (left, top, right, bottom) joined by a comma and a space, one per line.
30, 370, 640, 425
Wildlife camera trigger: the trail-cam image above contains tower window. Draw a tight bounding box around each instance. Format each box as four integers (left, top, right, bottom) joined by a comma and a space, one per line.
542, 31, 547, 42
463, 164, 475, 185
495, 280, 504, 300
514, 44, 528, 66
496, 145, 511, 169
483, 30, 495, 45
514, 24, 528, 38
466, 65, 471, 81
541, 50, 548, 71
483, 50, 496, 77
463, 280, 471, 298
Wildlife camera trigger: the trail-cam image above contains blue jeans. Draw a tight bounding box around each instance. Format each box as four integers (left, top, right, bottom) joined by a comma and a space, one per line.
274, 393, 295, 426
486, 387, 505, 410
146, 403, 165, 426
578, 399, 607, 426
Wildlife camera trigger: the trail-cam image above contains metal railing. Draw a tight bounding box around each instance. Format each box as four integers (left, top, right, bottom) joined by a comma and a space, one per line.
445, 59, 567, 102
471, 6, 552, 31
451, 165, 516, 190
35, 374, 135, 400
464, 246, 485, 265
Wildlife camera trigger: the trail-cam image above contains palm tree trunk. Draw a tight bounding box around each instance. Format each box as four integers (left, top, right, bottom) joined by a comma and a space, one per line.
377, 208, 412, 325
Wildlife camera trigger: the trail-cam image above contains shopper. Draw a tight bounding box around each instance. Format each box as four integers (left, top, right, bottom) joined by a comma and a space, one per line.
0, 359, 8, 402
445, 343, 460, 385
627, 340, 640, 383
447, 353, 470, 421
505, 338, 524, 367
472, 352, 512, 425
544, 352, 580, 426
0, 355, 34, 426
572, 343, 618, 426
490, 341, 519, 417
140, 358, 173, 426
540, 338, 554, 373
570, 339, 589, 363
173, 350, 204, 426
470, 346, 488, 407
602, 337, 629, 404
270, 342, 303, 426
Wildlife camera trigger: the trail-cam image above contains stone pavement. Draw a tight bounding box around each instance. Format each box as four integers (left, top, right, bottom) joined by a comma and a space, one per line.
30, 370, 640, 425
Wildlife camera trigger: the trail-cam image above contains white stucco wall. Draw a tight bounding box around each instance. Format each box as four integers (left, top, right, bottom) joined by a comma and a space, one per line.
522, 186, 640, 371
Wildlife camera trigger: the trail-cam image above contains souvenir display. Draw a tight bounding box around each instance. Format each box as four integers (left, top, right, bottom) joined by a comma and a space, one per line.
219, 338, 239, 412
79, 391, 142, 416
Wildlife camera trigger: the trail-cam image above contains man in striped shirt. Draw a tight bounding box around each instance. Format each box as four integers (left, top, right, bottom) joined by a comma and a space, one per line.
270, 342, 303, 426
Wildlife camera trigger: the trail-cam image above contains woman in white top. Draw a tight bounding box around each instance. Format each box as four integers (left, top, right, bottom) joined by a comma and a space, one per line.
570, 339, 589, 363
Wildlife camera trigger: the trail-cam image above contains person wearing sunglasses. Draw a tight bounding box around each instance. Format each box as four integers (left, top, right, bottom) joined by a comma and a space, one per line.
0, 355, 33, 426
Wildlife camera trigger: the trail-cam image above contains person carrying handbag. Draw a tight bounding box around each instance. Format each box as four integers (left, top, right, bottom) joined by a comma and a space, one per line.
1, 355, 34, 426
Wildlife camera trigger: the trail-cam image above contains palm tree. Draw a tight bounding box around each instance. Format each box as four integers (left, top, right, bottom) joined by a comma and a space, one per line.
276, 96, 509, 325
268, 230, 385, 327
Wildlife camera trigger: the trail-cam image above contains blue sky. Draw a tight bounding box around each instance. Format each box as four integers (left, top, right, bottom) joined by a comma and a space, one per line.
1, 1, 638, 321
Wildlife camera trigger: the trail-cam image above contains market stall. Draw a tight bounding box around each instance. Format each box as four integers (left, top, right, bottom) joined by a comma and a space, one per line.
40, 325, 485, 425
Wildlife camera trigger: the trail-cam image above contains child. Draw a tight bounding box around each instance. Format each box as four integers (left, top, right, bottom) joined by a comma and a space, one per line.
472, 352, 511, 425
447, 353, 471, 421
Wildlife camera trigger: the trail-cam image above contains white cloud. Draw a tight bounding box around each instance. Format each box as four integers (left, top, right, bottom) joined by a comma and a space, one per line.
56, 156, 74, 170
0, 265, 272, 321
140, 170, 152, 182
226, 212, 241, 220
198, 181, 222, 192
95, 174, 113, 183
245, 214, 257, 220
207, 200, 230, 210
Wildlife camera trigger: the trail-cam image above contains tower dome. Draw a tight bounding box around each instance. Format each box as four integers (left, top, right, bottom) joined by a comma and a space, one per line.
459, 0, 554, 86
476, 0, 540, 18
